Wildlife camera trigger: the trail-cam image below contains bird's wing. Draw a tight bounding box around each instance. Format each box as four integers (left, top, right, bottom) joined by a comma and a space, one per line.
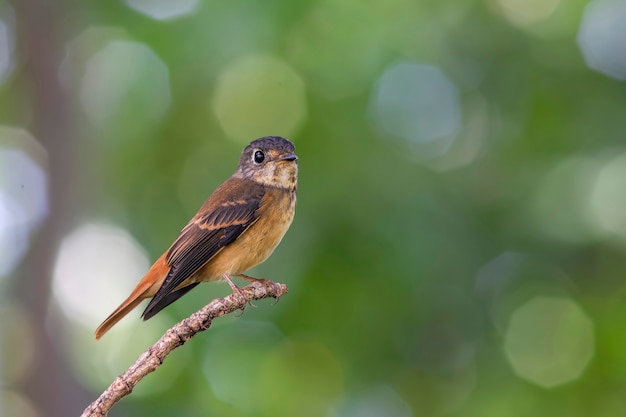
141, 180, 264, 319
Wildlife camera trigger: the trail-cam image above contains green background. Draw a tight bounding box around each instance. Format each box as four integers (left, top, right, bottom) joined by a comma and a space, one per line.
2, 0, 626, 416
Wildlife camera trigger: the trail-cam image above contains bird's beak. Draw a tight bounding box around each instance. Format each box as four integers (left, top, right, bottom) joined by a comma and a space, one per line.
276, 153, 298, 162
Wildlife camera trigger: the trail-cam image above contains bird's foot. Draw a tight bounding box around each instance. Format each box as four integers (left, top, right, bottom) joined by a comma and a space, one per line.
223, 273, 249, 314
237, 274, 283, 303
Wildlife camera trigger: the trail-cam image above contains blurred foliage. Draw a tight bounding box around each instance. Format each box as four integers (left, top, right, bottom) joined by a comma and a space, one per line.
3, 0, 626, 416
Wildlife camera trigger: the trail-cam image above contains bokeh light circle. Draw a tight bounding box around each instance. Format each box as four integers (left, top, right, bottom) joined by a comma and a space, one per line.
0, 128, 49, 278
527, 156, 600, 243
590, 153, 626, 237
504, 296, 594, 388
496, 0, 561, 27
578, 0, 626, 80
52, 221, 149, 326
126, 0, 199, 20
370, 62, 462, 159
80, 40, 171, 134
212, 54, 307, 143
329, 385, 412, 417
202, 320, 285, 411
257, 340, 343, 417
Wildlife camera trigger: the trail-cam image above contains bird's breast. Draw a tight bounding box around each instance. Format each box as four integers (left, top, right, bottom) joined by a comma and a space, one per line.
199, 187, 296, 279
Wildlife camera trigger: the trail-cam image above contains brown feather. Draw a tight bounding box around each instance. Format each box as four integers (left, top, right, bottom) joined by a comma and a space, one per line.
94, 255, 168, 340
141, 179, 266, 319
94, 136, 297, 339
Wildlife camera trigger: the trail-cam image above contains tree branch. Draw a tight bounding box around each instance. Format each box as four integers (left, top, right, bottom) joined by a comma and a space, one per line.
80, 280, 288, 417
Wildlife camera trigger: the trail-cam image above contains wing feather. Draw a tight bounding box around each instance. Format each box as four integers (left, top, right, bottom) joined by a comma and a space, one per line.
141, 180, 264, 319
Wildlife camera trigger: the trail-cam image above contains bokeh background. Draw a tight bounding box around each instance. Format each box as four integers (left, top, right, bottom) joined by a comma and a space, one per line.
2, 0, 626, 416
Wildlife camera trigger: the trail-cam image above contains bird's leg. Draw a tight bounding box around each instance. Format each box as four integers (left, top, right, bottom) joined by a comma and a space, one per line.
237, 274, 283, 302
223, 273, 248, 311
237, 273, 267, 284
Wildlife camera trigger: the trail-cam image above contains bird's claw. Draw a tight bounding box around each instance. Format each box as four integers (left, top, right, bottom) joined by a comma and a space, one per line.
237, 274, 282, 304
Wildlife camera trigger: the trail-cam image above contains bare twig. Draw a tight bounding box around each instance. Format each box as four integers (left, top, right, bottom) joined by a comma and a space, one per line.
80, 280, 288, 417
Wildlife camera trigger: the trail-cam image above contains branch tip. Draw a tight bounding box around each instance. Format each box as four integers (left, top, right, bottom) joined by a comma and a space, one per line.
80, 279, 287, 417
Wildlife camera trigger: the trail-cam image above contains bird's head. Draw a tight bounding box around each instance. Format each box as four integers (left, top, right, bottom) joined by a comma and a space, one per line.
235, 136, 298, 190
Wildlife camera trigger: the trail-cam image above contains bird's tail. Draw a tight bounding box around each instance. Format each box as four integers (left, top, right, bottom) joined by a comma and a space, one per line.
94, 255, 168, 340
94, 292, 147, 340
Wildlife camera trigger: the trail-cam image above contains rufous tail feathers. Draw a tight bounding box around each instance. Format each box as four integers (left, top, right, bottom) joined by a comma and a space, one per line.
94, 255, 168, 340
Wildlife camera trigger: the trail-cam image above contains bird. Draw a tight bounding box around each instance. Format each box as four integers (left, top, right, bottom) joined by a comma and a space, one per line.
94, 136, 298, 340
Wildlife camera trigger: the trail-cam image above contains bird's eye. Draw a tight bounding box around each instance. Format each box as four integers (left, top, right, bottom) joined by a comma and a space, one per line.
253, 150, 265, 164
